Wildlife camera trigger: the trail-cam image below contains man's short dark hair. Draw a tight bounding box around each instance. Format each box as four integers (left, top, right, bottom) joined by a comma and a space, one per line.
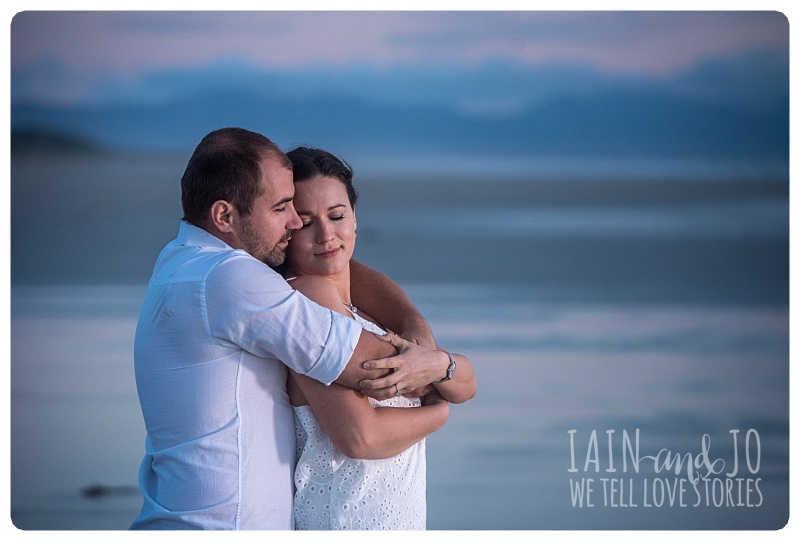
181, 127, 291, 226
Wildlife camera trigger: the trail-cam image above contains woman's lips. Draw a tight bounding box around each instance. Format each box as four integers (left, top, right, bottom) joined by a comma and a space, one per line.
315, 247, 341, 258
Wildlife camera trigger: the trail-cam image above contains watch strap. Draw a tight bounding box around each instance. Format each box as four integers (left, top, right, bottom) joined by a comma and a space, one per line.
438, 350, 456, 382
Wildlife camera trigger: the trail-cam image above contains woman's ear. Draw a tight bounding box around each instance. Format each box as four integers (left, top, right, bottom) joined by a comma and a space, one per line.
208, 200, 237, 234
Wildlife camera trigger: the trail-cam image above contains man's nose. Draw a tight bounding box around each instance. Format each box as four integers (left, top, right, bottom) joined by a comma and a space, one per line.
286, 205, 303, 230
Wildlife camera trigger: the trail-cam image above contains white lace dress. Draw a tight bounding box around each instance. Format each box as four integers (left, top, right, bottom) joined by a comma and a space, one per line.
292, 310, 426, 530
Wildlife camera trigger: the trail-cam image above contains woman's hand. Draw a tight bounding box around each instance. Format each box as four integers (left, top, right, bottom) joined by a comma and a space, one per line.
402, 384, 435, 399
358, 333, 450, 400
421, 387, 447, 407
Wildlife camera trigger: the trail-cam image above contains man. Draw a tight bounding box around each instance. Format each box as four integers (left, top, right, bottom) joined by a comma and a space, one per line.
130, 128, 452, 529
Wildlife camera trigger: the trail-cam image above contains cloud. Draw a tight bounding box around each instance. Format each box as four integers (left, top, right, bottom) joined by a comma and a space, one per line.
8, 10, 789, 165
11, 11, 788, 78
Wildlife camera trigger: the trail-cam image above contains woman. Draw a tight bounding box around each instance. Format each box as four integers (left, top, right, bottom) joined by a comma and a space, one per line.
283, 147, 476, 530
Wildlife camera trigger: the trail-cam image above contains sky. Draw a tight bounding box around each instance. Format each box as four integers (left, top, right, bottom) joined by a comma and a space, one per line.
7, 8, 791, 105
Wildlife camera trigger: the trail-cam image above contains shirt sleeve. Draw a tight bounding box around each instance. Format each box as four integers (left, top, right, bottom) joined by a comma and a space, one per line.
203, 254, 362, 385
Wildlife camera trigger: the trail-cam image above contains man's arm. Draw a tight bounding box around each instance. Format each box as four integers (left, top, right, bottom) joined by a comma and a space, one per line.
349, 259, 435, 349
359, 333, 477, 404
287, 273, 450, 399
432, 352, 477, 404
336, 332, 452, 399
375, 334, 477, 404
348, 261, 477, 401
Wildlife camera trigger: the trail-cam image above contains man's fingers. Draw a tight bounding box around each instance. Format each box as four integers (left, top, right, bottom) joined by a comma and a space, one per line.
358, 374, 397, 391
361, 388, 394, 400
377, 332, 413, 351
376, 332, 400, 344
359, 378, 400, 401
361, 357, 399, 371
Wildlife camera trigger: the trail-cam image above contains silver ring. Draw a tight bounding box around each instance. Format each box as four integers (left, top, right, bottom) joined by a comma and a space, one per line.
394, 383, 400, 396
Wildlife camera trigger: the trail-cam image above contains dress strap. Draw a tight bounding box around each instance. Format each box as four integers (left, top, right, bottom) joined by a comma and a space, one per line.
344, 303, 387, 336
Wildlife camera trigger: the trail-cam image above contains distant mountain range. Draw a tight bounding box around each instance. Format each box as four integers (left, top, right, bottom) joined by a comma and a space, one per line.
10, 55, 789, 161
11, 128, 105, 155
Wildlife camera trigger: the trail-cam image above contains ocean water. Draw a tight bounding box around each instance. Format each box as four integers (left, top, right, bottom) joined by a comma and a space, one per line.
8, 152, 790, 530
9, 284, 790, 530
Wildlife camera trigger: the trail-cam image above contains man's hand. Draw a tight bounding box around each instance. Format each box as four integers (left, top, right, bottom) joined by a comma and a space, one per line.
358, 333, 450, 400
399, 328, 436, 350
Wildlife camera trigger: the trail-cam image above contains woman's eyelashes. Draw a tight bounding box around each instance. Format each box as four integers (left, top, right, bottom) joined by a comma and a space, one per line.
300, 214, 346, 229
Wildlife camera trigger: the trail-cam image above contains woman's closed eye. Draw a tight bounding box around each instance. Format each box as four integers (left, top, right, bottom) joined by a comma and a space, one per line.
299, 214, 346, 228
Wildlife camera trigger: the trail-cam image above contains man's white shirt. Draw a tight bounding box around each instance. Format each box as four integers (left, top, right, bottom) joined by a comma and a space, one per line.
131, 221, 362, 530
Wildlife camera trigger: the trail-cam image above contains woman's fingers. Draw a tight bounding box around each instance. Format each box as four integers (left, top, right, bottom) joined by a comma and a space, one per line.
403, 384, 435, 398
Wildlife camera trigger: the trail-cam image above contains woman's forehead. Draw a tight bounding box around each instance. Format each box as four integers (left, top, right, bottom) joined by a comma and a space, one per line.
294, 176, 350, 205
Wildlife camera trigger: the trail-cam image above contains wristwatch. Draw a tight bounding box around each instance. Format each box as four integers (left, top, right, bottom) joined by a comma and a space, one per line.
438, 351, 457, 382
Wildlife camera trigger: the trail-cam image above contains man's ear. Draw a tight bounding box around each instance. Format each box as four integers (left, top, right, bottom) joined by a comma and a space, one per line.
208, 200, 237, 234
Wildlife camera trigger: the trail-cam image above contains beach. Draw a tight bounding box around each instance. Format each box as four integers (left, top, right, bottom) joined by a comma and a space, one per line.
9, 151, 789, 529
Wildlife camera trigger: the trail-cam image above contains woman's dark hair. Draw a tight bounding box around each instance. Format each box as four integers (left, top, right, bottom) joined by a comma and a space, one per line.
285, 147, 359, 207
181, 127, 291, 226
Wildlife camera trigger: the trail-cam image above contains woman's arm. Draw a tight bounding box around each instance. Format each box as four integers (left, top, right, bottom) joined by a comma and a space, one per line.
287, 274, 450, 457
349, 259, 436, 349
291, 371, 449, 459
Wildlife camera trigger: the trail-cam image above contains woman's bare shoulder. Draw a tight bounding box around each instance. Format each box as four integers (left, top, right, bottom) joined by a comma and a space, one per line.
287, 275, 346, 313
287, 273, 333, 291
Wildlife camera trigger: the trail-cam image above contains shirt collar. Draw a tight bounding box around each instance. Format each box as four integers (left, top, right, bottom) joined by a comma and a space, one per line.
177, 220, 232, 250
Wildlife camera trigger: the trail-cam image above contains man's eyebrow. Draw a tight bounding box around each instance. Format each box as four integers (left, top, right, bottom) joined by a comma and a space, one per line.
271, 197, 293, 208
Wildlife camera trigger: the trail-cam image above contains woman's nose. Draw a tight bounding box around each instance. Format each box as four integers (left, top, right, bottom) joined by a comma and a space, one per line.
315, 221, 334, 243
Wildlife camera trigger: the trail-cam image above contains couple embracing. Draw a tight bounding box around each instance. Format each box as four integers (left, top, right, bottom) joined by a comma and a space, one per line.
131, 127, 476, 530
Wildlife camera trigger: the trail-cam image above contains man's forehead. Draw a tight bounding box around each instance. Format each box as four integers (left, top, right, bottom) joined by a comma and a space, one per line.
258, 158, 294, 201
